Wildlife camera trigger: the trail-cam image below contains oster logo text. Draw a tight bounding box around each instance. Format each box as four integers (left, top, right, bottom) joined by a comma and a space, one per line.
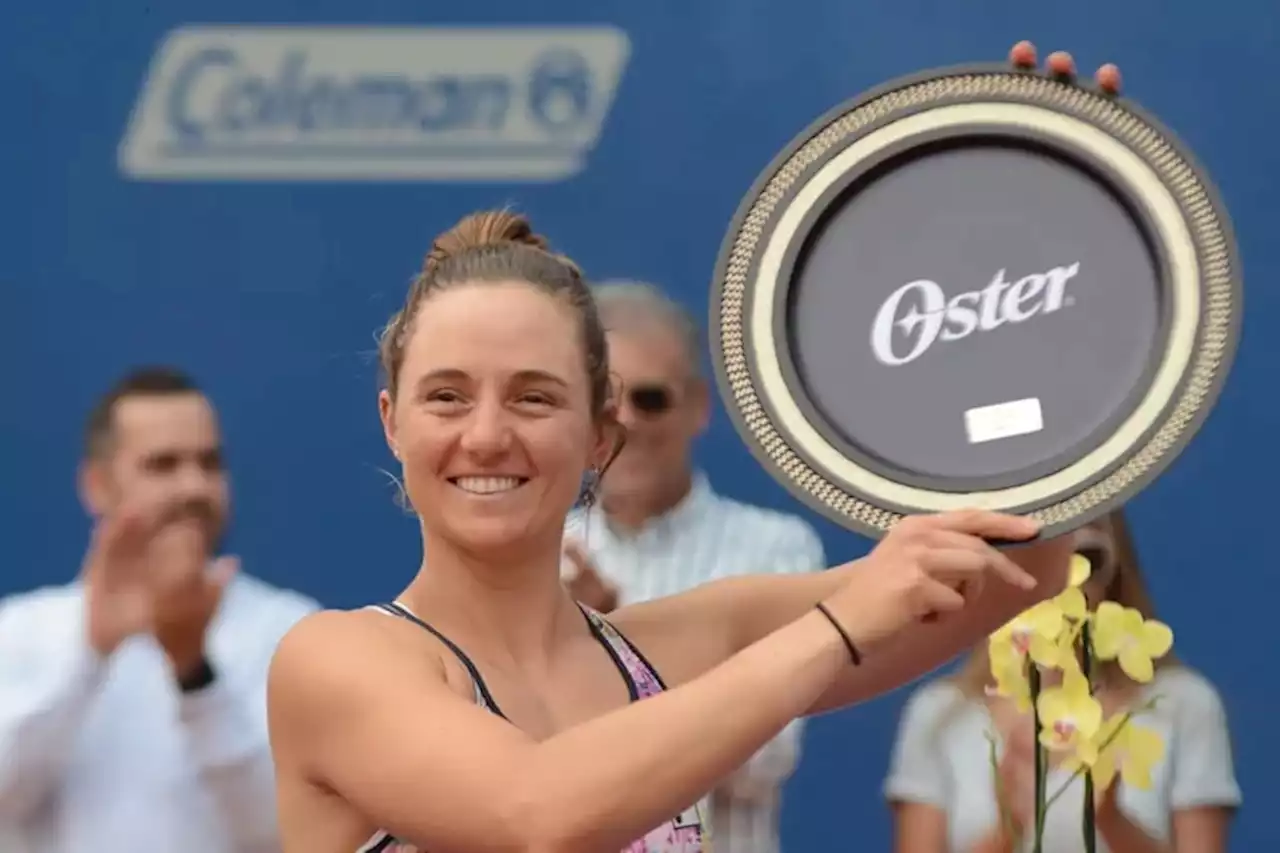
869, 263, 1081, 366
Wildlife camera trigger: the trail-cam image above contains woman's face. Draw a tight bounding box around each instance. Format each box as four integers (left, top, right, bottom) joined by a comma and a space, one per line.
380, 281, 605, 555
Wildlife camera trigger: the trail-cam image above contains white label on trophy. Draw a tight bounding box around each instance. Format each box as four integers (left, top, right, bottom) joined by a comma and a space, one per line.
869, 262, 1081, 366
964, 397, 1044, 445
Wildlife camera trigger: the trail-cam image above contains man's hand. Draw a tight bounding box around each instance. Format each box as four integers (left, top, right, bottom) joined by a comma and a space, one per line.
83, 502, 165, 657
83, 500, 236, 681
563, 541, 620, 613
148, 519, 237, 678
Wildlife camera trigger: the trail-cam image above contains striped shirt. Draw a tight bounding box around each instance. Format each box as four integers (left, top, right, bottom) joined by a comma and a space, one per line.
565, 472, 825, 853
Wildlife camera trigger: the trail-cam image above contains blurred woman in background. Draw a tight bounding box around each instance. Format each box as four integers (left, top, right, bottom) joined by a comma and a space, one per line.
885, 509, 1241, 853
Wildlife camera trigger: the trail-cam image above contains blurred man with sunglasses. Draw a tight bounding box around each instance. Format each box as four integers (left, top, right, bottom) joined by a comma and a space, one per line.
562, 281, 824, 853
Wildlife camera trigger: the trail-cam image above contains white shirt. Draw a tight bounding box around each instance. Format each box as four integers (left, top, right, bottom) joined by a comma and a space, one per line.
884, 666, 1242, 853
0, 574, 319, 853
566, 473, 826, 853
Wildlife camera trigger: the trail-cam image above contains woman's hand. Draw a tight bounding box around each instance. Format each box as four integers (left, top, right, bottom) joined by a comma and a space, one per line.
994, 706, 1039, 832
1008, 39, 1123, 95
1094, 774, 1121, 818
821, 510, 1041, 651
1008, 534, 1078, 600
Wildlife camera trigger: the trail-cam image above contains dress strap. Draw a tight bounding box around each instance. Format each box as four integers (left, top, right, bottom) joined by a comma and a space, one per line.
375, 601, 508, 719
578, 606, 668, 700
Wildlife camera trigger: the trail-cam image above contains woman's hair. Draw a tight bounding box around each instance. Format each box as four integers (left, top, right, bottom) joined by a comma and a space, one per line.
950, 508, 1175, 697
377, 209, 611, 419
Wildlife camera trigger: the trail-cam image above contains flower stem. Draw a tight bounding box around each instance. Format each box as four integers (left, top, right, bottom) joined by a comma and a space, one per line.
988, 732, 1017, 842
1030, 663, 1046, 853
1043, 709, 1136, 810
1081, 622, 1097, 853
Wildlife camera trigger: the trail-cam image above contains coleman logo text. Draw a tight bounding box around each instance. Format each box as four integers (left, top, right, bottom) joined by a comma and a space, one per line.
869, 263, 1081, 367
118, 26, 631, 182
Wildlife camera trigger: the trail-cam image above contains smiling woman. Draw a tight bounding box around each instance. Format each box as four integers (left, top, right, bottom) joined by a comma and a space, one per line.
374, 212, 616, 558
265, 196, 1075, 853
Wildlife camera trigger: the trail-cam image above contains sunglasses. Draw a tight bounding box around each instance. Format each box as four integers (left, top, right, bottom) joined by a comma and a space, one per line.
628, 384, 674, 416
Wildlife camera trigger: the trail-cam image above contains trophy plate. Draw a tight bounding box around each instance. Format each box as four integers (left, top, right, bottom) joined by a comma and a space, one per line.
710, 65, 1242, 540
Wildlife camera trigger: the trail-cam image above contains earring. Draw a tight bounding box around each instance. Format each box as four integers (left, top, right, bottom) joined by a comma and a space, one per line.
578, 467, 601, 508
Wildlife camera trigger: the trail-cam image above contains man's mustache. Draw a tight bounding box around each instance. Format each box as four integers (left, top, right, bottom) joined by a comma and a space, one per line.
159, 499, 218, 526
152, 498, 228, 557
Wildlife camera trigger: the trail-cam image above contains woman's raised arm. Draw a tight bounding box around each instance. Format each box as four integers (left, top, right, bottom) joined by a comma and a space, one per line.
269, 606, 846, 853
269, 510, 1029, 853
612, 510, 1072, 713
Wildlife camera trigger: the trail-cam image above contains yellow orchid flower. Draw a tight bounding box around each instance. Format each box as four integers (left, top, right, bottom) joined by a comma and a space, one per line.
991, 548, 1178, 851
1053, 640, 1085, 684
1066, 712, 1167, 792
1091, 602, 1174, 683
1054, 585, 1088, 621
987, 552, 1089, 673
1069, 553, 1092, 587
988, 643, 1033, 712
986, 566, 1092, 702
990, 600, 1067, 667
1098, 720, 1166, 791
1037, 675, 1104, 765
1045, 553, 1091, 626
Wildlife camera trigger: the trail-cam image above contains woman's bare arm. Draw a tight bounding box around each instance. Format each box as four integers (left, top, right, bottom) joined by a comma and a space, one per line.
612, 516, 1074, 713
269, 606, 848, 853
813, 532, 1071, 712
891, 802, 953, 853
1169, 806, 1232, 853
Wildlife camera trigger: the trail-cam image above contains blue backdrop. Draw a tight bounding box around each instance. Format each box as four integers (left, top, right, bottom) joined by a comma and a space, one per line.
3, 1, 1276, 849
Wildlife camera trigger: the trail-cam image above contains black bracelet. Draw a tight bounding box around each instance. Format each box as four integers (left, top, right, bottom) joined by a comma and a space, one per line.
177, 656, 218, 694
814, 603, 862, 666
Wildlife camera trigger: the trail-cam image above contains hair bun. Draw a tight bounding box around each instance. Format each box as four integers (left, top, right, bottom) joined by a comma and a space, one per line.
422, 209, 550, 276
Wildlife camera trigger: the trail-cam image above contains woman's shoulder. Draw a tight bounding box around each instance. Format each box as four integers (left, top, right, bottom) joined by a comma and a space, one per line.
273, 606, 402, 657
1146, 664, 1229, 714
904, 677, 969, 710
886, 678, 984, 788
269, 608, 449, 712
896, 678, 974, 735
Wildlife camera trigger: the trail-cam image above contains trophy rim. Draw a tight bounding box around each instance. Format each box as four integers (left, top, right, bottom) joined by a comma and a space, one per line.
708, 62, 1244, 539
